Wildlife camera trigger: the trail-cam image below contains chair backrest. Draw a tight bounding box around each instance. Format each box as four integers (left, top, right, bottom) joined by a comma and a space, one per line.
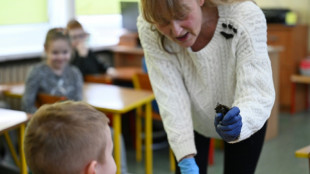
132, 73, 152, 91
36, 93, 67, 108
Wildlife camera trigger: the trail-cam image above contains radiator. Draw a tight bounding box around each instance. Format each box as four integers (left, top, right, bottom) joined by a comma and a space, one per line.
0, 58, 41, 110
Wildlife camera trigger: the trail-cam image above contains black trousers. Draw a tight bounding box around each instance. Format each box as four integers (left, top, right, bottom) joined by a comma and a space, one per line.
175, 122, 267, 174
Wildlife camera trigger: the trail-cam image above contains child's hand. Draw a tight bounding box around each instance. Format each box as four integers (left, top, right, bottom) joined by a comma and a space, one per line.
107, 67, 117, 76
76, 42, 88, 57
214, 107, 242, 142
178, 157, 199, 174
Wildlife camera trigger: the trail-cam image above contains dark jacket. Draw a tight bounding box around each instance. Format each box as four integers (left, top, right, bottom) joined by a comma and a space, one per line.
71, 50, 108, 76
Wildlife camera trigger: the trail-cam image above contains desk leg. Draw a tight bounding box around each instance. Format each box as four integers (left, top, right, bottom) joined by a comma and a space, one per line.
145, 102, 153, 174
19, 124, 27, 174
136, 107, 142, 162
308, 158, 310, 174
4, 132, 20, 167
113, 114, 122, 174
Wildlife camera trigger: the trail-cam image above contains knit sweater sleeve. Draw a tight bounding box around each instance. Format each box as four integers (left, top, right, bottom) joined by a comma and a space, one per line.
137, 16, 196, 161
22, 65, 41, 113
230, 3, 275, 143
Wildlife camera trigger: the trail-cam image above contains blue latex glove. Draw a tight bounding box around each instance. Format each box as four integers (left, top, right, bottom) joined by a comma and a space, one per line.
178, 157, 199, 174
214, 107, 242, 142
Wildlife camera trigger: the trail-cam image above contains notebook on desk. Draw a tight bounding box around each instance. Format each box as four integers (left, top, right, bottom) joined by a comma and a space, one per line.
0, 109, 28, 131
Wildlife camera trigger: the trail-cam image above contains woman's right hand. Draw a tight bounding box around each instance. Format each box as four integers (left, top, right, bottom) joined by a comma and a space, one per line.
214, 107, 242, 142
178, 157, 199, 174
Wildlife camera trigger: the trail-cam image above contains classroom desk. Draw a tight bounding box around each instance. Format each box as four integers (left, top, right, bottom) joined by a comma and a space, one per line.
2, 83, 155, 174
110, 45, 144, 68
290, 75, 310, 114
0, 85, 9, 93
84, 67, 144, 84
1, 84, 24, 98
0, 109, 30, 174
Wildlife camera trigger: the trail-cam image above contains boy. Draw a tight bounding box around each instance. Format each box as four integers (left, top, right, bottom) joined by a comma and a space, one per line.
24, 101, 116, 174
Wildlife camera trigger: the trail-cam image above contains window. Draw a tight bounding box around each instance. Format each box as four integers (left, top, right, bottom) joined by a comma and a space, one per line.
0, 0, 48, 25
0, 0, 49, 61
0, 0, 140, 61
76, 0, 139, 15
75, 0, 140, 50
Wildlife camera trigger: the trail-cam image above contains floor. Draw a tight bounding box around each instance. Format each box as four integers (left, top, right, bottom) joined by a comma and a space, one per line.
126, 111, 310, 174
0, 111, 309, 174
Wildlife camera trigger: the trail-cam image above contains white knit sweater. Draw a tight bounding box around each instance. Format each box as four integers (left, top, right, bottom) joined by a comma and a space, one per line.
137, 1, 275, 161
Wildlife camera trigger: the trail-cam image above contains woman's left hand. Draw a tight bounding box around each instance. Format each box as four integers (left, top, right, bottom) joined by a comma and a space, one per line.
178, 157, 199, 174
214, 107, 242, 142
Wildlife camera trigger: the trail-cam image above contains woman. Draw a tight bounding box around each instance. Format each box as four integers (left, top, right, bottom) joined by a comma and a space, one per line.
137, 0, 275, 174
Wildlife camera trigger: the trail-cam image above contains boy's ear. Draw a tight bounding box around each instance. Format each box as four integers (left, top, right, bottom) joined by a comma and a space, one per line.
85, 161, 97, 174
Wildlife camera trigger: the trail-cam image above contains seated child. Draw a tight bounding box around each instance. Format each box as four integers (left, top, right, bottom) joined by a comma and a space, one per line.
22, 28, 83, 113
67, 19, 112, 76
24, 101, 117, 174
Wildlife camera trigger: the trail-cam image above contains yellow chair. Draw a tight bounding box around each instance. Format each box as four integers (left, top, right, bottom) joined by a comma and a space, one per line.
133, 73, 176, 172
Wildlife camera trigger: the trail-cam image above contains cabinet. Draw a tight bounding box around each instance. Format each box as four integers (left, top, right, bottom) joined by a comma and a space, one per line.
113, 32, 144, 68
267, 24, 308, 112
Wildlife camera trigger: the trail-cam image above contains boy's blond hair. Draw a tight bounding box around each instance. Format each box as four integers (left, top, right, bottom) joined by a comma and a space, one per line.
24, 101, 110, 174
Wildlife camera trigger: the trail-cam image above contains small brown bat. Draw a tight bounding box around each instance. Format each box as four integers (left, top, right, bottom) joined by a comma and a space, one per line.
214, 103, 230, 121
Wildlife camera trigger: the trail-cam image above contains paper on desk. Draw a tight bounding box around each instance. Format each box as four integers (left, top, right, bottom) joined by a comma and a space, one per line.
0, 109, 27, 130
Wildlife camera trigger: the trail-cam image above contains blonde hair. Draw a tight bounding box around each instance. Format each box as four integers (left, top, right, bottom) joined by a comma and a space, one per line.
141, 0, 254, 24
24, 101, 110, 174
44, 28, 70, 48
140, 0, 254, 53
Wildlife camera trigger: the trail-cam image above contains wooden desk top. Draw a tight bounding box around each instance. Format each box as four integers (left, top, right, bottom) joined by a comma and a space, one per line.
84, 83, 154, 114
110, 67, 143, 81
1, 83, 24, 98
296, 145, 310, 158
84, 67, 143, 83
110, 46, 144, 55
291, 75, 310, 84
2, 83, 154, 114
0, 85, 8, 92
0, 109, 31, 134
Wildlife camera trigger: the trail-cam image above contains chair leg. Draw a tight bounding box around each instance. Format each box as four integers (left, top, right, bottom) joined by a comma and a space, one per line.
169, 148, 176, 172
290, 82, 296, 115
306, 85, 309, 110
308, 158, 310, 174
136, 107, 143, 162
208, 138, 214, 166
